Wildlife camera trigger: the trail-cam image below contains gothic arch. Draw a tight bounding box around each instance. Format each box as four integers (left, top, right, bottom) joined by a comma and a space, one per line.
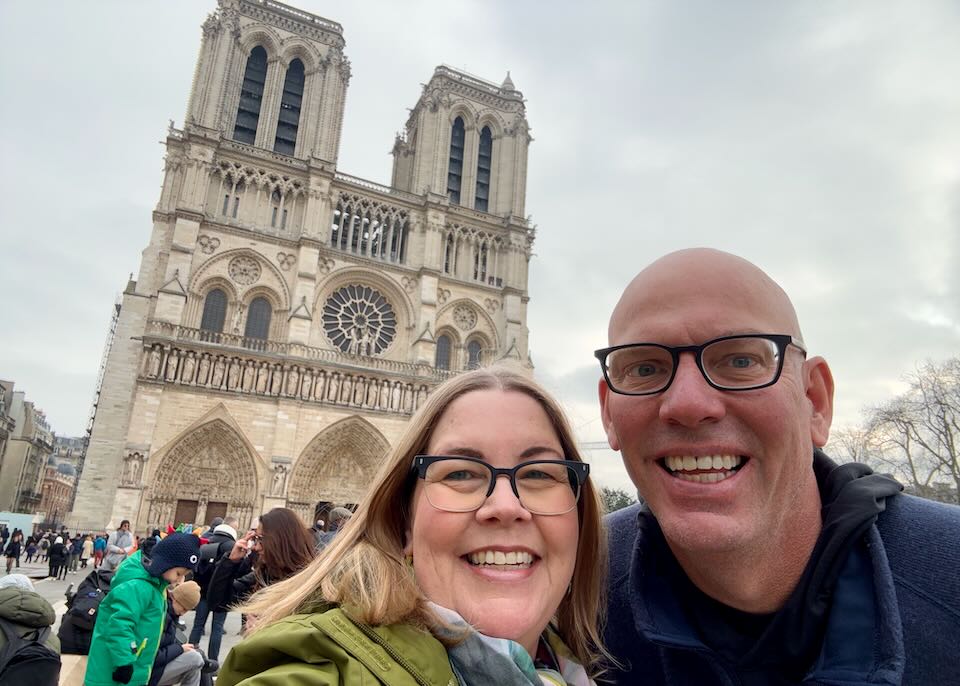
476, 111, 506, 138
145, 418, 261, 530
237, 26, 282, 59
286, 416, 390, 522
190, 248, 292, 313
436, 298, 500, 351
448, 104, 478, 129
279, 37, 322, 72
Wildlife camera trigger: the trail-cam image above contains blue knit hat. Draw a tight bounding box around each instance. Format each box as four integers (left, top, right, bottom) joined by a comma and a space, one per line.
143, 532, 200, 577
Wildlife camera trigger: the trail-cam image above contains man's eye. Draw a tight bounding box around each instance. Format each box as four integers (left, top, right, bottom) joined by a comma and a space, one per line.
729, 355, 756, 368
626, 363, 660, 377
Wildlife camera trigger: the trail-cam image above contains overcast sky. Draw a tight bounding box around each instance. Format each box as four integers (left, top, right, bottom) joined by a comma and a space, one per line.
1, 1, 957, 491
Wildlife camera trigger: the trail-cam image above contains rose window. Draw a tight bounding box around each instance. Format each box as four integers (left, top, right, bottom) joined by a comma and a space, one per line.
228, 255, 261, 285
322, 285, 397, 355
453, 304, 477, 331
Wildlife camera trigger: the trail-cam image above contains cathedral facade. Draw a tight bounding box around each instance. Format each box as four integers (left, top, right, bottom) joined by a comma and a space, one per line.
70, 0, 534, 532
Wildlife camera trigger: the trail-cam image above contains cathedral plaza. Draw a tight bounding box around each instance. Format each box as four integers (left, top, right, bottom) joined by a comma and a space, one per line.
68, 0, 537, 532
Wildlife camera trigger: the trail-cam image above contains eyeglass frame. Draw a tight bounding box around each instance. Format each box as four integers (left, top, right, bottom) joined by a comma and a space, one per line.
410, 455, 590, 515
594, 333, 807, 396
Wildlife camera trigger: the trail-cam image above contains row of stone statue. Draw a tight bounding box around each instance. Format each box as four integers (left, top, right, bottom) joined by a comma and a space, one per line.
142, 344, 429, 413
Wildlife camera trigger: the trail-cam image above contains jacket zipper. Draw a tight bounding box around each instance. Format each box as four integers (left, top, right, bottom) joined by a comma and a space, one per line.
351, 620, 444, 686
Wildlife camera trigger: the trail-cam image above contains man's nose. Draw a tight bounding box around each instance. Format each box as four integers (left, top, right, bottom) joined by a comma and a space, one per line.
658, 353, 726, 427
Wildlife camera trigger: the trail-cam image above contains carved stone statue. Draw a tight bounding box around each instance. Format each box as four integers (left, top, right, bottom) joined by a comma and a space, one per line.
340, 375, 352, 404
231, 304, 246, 335
285, 366, 300, 397
380, 379, 391, 409
123, 453, 144, 486
165, 349, 180, 382
327, 373, 339, 401
147, 347, 162, 379
211, 356, 226, 388
270, 464, 288, 496
256, 362, 270, 394
354, 377, 366, 405
314, 371, 326, 401
227, 358, 241, 390
300, 371, 313, 400
270, 364, 283, 396
415, 385, 428, 410
196, 354, 210, 386
366, 378, 378, 407
391, 382, 402, 411
181, 352, 196, 384
242, 360, 256, 392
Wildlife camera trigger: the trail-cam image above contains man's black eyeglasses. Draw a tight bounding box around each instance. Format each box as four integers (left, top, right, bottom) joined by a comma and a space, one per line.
594, 334, 807, 396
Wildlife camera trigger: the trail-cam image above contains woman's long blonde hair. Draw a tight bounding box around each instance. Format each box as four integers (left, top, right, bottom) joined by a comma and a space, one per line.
242, 366, 608, 669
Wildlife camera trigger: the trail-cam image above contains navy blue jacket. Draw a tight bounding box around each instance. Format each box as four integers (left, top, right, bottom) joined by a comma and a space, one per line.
148, 600, 184, 686
604, 493, 960, 684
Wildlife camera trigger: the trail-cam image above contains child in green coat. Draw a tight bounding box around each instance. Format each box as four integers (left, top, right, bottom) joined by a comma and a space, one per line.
84, 532, 200, 686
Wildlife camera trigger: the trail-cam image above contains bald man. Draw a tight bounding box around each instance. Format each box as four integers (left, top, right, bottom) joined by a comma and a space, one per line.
596, 249, 960, 685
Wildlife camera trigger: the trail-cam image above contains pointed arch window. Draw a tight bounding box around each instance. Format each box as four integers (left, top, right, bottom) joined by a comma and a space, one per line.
475, 126, 492, 212
233, 46, 268, 145
447, 117, 465, 205
244, 297, 272, 348
467, 340, 483, 370
274, 59, 305, 156
200, 288, 227, 341
436, 334, 452, 371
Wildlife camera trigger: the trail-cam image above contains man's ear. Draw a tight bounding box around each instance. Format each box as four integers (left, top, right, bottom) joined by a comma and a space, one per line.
804, 356, 834, 447
599, 378, 622, 452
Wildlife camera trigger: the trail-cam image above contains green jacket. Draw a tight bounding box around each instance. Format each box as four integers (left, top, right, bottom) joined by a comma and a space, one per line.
0, 586, 60, 654
218, 607, 457, 686
84, 551, 168, 686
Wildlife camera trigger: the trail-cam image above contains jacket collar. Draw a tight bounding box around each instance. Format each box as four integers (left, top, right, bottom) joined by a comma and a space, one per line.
628, 509, 905, 683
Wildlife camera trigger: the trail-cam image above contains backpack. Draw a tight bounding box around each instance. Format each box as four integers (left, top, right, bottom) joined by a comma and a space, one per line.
66, 568, 113, 631
0, 616, 60, 686
194, 541, 225, 588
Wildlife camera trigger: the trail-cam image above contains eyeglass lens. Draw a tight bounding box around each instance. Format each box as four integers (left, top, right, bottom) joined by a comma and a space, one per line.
423, 458, 580, 515
605, 336, 782, 393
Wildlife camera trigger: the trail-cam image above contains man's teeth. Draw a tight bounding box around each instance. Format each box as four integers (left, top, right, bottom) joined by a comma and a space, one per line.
663, 455, 743, 483
467, 550, 534, 567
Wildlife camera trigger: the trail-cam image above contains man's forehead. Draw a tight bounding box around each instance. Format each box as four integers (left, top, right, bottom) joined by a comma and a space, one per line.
608, 249, 800, 343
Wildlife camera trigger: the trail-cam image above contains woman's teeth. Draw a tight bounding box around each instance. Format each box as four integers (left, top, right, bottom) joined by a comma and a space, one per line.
467, 550, 534, 567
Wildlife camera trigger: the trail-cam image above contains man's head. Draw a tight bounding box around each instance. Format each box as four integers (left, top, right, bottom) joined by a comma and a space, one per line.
598, 248, 834, 561
208, 517, 224, 529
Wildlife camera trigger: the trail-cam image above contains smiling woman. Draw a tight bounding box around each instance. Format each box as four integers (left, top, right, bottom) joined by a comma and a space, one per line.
217, 367, 609, 686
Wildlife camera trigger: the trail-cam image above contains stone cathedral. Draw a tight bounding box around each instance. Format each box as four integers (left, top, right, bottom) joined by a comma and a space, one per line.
70, 0, 534, 532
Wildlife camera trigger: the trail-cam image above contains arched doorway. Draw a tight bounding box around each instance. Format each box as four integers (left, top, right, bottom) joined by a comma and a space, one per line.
287, 416, 389, 523
145, 419, 260, 530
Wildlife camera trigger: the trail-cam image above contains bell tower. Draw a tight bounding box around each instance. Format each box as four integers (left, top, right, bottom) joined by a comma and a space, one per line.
391, 67, 531, 219
185, 0, 350, 165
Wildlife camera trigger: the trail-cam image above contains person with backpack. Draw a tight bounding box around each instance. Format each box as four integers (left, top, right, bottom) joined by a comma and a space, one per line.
83, 532, 200, 686
188, 518, 237, 664
0, 573, 61, 686
39, 536, 50, 562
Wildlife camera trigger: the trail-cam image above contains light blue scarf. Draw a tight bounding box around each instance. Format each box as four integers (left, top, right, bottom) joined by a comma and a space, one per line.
430, 604, 595, 686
